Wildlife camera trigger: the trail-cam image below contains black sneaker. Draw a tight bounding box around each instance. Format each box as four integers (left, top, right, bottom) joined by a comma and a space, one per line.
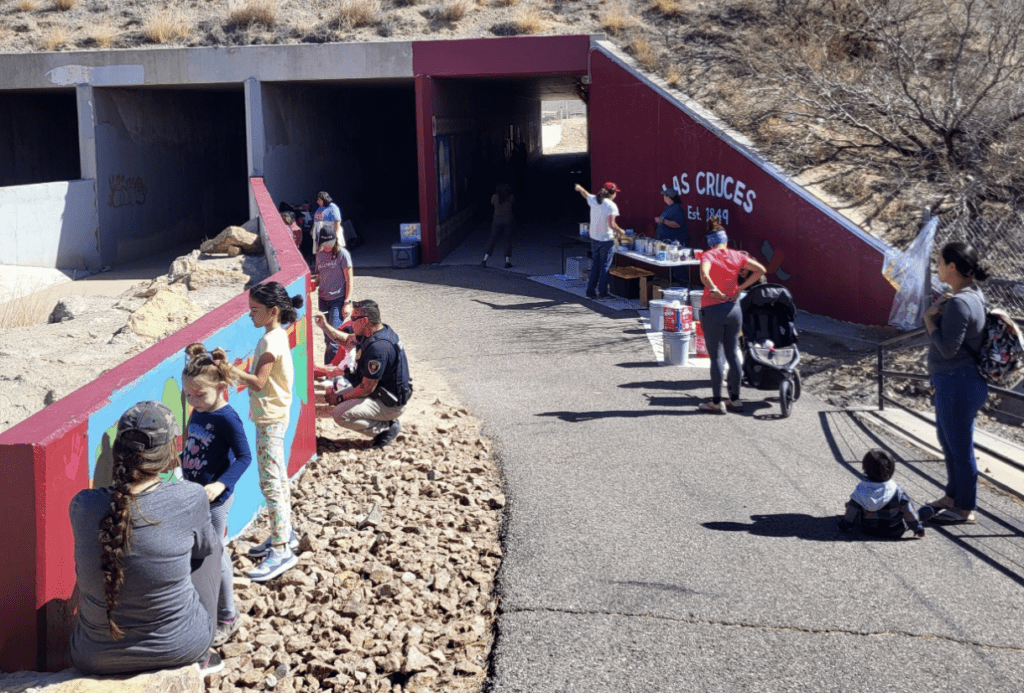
504, 261, 513, 269
371, 420, 401, 448
195, 650, 225, 676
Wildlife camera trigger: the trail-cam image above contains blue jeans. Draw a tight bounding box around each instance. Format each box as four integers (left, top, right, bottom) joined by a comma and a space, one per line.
319, 296, 346, 364
701, 302, 743, 403
586, 239, 615, 297
932, 365, 988, 510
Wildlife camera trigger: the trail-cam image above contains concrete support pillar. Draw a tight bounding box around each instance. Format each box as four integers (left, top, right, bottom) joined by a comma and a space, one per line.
245, 77, 265, 219
75, 83, 97, 181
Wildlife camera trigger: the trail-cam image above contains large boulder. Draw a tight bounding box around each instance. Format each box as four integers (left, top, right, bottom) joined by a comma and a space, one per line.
200, 226, 262, 257
126, 289, 204, 341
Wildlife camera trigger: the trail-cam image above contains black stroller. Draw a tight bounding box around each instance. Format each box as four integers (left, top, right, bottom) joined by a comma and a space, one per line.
740, 283, 801, 417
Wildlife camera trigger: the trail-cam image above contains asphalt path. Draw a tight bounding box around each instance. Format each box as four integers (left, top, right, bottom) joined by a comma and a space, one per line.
358, 266, 1024, 693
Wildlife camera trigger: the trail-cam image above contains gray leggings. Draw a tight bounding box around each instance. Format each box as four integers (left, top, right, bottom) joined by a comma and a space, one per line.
700, 301, 743, 404
209, 496, 236, 622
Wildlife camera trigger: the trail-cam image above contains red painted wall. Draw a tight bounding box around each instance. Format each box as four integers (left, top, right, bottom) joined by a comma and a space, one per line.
588, 47, 895, 325
0, 178, 315, 673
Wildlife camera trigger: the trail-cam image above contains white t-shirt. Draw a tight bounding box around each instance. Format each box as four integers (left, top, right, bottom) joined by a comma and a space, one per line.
250, 327, 294, 425
587, 196, 619, 242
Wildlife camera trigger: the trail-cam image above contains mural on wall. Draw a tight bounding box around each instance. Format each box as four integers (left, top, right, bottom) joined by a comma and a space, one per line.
108, 174, 147, 208
83, 278, 309, 538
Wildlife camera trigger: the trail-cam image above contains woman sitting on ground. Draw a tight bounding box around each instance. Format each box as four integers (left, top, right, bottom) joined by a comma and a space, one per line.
69, 401, 224, 676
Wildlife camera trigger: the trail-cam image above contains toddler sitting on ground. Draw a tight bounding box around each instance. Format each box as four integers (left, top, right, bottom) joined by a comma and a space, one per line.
838, 449, 932, 539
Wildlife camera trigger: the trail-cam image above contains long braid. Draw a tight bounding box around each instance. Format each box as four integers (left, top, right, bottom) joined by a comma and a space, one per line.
97, 439, 176, 640
98, 445, 140, 640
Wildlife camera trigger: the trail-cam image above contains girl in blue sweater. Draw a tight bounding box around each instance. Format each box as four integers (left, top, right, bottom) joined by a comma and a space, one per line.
182, 342, 253, 647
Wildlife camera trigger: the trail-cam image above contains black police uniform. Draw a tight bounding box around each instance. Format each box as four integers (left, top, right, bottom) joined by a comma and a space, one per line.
352, 325, 412, 407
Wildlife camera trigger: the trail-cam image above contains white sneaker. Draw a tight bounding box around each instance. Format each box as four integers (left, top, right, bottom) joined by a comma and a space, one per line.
247, 546, 298, 582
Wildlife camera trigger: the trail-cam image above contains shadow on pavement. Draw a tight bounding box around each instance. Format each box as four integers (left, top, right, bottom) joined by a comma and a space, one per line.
703, 514, 845, 541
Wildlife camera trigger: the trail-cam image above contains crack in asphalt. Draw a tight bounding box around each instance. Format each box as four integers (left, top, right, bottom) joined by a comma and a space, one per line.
501, 605, 1024, 653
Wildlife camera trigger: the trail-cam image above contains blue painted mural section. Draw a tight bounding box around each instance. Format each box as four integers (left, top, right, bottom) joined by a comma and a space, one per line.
84, 276, 308, 539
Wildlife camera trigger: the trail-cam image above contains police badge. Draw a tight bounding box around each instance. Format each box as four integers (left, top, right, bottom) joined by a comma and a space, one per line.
367, 359, 382, 376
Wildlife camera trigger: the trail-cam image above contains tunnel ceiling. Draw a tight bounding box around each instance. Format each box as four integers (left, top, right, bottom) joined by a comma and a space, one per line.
450, 74, 586, 101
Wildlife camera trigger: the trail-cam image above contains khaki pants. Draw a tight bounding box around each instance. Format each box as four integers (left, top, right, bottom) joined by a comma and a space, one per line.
333, 396, 405, 437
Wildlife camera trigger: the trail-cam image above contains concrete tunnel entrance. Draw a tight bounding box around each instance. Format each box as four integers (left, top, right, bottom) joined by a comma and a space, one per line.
0, 89, 81, 187
260, 81, 420, 259
93, 85, 248, 268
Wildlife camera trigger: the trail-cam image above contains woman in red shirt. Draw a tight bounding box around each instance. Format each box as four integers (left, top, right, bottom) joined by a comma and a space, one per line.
698, 217, 766, 413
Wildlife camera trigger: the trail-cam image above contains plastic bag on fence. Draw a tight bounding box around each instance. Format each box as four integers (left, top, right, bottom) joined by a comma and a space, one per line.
884, 218, 937, 331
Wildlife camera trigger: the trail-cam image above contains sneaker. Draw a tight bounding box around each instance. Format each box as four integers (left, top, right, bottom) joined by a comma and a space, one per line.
371, 420, 401, 449
504, 261, 513, 269
212, 617, 241, 647
195, 650, 225, 676
698, 401, 726, 414
247, 546, 298, 582
726, 400, 744, 412
595, 294, 614, 302
917, 505, 936, 522
480, 260, 487, 267
247, 531, 299, 558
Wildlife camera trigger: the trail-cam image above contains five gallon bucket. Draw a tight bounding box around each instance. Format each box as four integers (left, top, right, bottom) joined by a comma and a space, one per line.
649, 299, 668, 332
662, 330, 693, 366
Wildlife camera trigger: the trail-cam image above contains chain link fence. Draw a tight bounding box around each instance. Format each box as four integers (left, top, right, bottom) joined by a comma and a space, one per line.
932, 209, 1024, 319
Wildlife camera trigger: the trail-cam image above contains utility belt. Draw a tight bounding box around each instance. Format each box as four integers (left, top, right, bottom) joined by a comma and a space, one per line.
374, 383, 412, 408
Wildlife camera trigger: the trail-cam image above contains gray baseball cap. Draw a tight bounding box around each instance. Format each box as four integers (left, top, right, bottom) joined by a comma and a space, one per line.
116, 401, 181, 452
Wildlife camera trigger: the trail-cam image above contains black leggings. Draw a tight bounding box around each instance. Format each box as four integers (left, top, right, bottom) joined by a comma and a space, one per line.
190, 541, 223, 647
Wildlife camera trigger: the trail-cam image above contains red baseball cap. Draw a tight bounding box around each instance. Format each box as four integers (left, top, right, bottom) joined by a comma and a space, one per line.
603, 182, 621, 193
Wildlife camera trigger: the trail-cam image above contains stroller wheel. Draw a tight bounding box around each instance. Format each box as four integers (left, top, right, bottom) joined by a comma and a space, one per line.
779, 377, 794, 418
793, 370, 801, 401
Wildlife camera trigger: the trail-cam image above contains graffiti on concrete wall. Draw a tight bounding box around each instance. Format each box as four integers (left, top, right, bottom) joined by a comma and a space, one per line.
108, 174, 147, 208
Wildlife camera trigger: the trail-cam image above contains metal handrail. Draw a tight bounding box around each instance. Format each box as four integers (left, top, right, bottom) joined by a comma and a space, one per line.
875, 324, 1024, 472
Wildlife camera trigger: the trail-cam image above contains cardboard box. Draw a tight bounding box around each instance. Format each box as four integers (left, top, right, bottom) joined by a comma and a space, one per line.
609, 267, 650, 300
400, 223, 421, 242
566, 256, 588, 280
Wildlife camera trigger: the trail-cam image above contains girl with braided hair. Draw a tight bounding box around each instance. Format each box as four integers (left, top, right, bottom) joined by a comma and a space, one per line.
182, 343, 252, 646
69, 401, 224, 676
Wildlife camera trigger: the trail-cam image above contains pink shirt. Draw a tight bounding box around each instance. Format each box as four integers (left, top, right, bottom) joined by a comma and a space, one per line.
701, 248, 748, 308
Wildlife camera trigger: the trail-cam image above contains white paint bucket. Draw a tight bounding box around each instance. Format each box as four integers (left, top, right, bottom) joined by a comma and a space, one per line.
649, 299, 668, 332
662, 330, 692, 366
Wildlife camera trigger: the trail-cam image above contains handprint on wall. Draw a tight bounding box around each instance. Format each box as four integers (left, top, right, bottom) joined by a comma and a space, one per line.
64, 434, 84, 481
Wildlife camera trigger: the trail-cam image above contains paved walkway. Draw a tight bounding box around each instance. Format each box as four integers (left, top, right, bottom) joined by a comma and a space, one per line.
356, 261, 1024, 693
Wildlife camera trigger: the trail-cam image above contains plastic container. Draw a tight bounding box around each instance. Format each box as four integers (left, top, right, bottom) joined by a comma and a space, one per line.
663, 329, 693, 366
662, 288, 688, 304
689, 289, 703, 321
391, 242, 420, 268
649, 299, 668, 332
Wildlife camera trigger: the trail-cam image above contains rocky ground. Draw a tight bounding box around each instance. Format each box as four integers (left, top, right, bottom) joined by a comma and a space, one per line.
208, 337, 503, 693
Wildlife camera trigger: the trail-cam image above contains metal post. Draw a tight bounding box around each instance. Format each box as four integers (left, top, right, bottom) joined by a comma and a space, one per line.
877, 345, 885, 410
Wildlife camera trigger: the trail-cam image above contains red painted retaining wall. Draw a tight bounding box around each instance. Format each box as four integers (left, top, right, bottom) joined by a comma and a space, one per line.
588, 45, 895, 325
0, 177, 315, 673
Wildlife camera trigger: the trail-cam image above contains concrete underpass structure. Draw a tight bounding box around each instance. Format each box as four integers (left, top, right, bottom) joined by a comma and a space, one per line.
0, 33, 900, 673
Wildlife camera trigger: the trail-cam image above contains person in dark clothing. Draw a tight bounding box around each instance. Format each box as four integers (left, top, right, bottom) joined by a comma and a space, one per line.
838, 449, 930, 539
654, 186, 689, 246
317, 299, 412, 448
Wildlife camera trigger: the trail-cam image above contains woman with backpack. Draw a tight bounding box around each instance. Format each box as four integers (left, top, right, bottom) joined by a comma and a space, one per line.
922, 241, 990, 525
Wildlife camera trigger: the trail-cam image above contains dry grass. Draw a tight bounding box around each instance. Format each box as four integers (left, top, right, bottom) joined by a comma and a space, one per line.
143, 8, 192, 44
630, 35, 658, 71
228, 0, 278, 27
52, 0, 77, 10
335, 0, 382, 28
511, 3, 545, 34
0, 285, 64, 329
433, 0, 474, 22
495, 0, 518, 5
17, 0, 39, 11
652, 0, 682, 16
600, 1, 637, 33
37, 25, 70, 51
86, 22, 118, 48
664, 62, 684, 88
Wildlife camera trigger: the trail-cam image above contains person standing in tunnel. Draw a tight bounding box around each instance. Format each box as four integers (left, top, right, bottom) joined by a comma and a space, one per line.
312, 191, 342, 255
481, 183, 515, 269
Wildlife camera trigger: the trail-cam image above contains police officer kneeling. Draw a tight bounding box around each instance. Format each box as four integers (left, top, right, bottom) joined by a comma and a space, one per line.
317, 299, 412, 448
